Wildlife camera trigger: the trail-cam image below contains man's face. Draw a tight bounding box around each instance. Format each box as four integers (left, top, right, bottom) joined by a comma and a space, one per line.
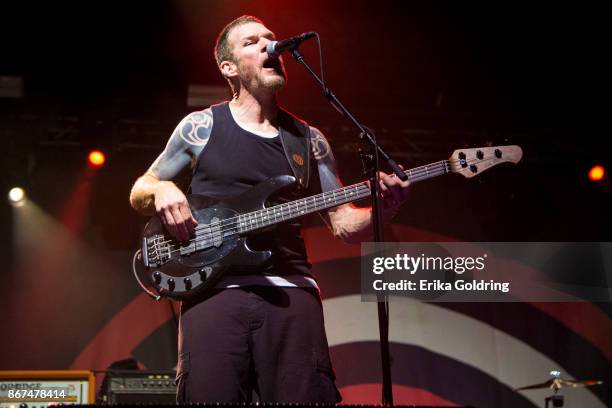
226, 22, 287, 92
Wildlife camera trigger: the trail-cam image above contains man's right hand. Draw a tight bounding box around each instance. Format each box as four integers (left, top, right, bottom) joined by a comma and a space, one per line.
154, 181, 198, 241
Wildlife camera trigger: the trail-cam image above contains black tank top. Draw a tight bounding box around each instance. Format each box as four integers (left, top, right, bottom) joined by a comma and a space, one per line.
190, 102, 312, 276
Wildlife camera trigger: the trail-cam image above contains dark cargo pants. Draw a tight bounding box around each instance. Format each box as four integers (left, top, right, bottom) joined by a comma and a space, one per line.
176, 286, 341, 403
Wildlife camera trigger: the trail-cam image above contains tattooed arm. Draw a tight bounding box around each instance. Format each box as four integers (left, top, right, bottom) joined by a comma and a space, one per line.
130, 109, 213, 241
311, 127, 410, 244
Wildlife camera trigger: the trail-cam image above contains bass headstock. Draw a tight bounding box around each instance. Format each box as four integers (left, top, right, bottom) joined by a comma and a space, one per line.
449, 145, 523, 178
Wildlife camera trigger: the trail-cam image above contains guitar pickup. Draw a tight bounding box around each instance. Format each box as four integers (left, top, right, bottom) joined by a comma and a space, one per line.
179, 218, 223, 256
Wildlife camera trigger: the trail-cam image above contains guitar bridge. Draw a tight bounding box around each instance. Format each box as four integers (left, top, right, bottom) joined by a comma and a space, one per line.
143, 235, 172, 267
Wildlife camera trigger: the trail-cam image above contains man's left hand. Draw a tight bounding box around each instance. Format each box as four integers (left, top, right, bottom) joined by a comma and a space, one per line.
378, 167, 410, 221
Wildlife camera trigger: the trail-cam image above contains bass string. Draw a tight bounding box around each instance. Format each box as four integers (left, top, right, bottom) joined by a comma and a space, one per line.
154, 160, 452, 248
155, 165, 444, 252
158, 168, 448, 256
153, 153, 503, 253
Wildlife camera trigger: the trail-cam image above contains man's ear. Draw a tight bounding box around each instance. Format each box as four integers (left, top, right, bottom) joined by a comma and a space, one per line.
219, 60, 238, 79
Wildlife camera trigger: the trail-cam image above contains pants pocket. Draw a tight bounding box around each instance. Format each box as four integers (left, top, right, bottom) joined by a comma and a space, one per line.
175, 352, 190, 403
315, 351, 343, 403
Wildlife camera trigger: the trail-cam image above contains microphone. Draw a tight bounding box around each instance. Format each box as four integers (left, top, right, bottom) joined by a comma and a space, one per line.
266, 32, 316, 58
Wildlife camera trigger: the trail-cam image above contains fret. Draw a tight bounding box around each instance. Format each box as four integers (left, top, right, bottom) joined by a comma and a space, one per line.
236, 158, 457, 234
357, 184, 365, 199
278, 204, 285, 221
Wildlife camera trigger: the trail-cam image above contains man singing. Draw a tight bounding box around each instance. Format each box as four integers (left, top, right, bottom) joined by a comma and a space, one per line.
130, 15, 409, 403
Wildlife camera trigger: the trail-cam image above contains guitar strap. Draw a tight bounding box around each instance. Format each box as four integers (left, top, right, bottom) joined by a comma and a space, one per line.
278, 109, 312, 193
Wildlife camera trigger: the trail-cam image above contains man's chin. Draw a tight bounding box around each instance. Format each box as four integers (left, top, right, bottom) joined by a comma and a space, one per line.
263, 75, 286, 90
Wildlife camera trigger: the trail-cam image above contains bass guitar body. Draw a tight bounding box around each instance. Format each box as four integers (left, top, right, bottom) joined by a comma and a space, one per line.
139, 175, 297, 300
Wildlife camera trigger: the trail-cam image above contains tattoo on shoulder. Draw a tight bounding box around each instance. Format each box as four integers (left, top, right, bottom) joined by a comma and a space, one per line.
311, 127, 331, 160
177, 110, 213, 146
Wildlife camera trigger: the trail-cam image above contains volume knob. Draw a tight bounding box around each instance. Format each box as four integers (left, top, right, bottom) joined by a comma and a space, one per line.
184, 277, 192, 290
199, 267, 212, 281
167, 278, 175, 291
153, 271, 162, 284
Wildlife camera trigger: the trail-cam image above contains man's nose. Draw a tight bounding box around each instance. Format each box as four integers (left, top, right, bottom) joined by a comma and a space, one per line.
260, 38, 272, 53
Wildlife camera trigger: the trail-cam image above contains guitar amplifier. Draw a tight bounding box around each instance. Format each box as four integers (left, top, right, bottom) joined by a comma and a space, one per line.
0, 370, 94, 407
98, 369, 176, 404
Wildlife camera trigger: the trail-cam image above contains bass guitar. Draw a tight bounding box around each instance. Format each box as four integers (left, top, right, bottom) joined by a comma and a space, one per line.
133, 145, 522, 300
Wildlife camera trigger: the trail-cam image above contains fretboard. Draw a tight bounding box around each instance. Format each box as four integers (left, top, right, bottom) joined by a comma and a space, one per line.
237, 159, 450, 233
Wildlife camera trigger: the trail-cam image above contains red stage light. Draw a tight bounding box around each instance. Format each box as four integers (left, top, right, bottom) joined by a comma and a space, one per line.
588, 165, 605, 181
88, 150, 106, 167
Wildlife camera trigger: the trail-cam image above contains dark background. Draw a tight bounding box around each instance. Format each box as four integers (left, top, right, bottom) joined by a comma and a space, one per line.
1, 1, 609, 247
0, 2, 609, 407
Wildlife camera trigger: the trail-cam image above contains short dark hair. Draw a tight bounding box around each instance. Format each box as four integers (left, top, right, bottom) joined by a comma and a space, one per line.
214, 15, 263, 65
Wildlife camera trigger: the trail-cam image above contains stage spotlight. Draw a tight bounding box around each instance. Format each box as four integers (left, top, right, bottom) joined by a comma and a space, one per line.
588, 165, 605, 182
8, 187, 26, 206
88, 150, 106, 167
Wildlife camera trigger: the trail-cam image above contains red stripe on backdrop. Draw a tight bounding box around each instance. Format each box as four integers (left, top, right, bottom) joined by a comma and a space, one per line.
532, 302, 612, 362
339, 383, 459, 406
303, 224, 612, 362
69, 293, 174, 371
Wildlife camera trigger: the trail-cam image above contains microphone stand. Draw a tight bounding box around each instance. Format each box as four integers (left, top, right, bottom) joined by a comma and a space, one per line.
291, 48, 407, 407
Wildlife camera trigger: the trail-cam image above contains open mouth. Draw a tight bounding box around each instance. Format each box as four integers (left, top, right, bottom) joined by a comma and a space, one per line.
263, 58, 281, 71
